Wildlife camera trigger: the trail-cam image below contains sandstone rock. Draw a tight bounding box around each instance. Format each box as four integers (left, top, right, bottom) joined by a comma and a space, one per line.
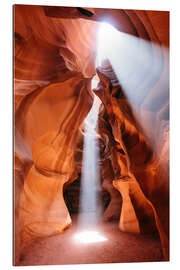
14, 5, 169, 263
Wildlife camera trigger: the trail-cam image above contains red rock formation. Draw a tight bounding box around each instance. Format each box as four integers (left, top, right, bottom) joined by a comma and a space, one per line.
93, 9, 169, 259
14, 4, 169, 265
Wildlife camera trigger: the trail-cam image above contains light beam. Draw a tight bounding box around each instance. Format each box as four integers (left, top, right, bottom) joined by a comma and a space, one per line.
77, 79, 102, 229
96, 21, 169, 152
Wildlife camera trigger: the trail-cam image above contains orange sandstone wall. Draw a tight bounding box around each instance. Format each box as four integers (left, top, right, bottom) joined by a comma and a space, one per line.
14, 5, 169, 264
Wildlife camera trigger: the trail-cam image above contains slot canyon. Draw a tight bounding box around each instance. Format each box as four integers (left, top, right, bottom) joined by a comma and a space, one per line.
14, 4, 169, 266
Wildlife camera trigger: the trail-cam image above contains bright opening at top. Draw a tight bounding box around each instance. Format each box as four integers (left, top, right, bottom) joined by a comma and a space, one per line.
96, 22, 122, 66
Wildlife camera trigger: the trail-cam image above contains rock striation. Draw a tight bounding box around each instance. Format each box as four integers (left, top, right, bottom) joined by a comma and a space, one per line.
14, 5, 169, 264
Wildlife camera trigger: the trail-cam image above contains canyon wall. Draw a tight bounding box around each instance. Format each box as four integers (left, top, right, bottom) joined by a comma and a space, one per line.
14, 5, 169, 264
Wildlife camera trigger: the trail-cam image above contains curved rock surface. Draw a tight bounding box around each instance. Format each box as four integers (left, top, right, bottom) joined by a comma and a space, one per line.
14, 4, 169, 265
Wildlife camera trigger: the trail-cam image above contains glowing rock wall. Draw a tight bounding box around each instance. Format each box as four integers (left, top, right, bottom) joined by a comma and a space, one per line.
14, 5, 169, 264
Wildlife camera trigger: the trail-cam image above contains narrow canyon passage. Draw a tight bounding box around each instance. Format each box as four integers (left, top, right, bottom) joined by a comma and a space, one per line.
14, 5, 169, 266
77, 93, 102, 229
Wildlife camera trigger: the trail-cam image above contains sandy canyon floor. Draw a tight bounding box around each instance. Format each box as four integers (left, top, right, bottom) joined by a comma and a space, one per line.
18, 214, 163, 266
